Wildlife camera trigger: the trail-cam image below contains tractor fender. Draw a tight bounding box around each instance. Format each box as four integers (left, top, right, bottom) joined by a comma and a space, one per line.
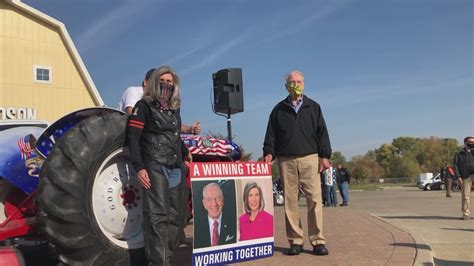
0, 124, 46, 194
35, 107, 124, 158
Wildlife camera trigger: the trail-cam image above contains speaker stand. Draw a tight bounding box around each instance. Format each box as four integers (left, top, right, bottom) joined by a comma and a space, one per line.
227, 112, 232, 141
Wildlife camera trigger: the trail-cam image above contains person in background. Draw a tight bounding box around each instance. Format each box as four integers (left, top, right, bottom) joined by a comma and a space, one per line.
447, 164, 457, 191
323, 166, 338, 207
263, 70, 331, 256
118, 68, 202, 135
336, 164, 351, 206
239, 182, 274, 241
321, 171, 328, 206
329, 167, 337, 207
440, 163, 452, 197
453, 136, 474, 220
126, 66, 191, 265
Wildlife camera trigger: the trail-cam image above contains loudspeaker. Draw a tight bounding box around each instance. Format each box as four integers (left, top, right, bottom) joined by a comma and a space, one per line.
212, 68, 244, 115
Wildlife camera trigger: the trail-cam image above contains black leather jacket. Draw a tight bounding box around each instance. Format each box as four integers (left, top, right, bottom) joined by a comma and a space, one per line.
127, 99, 187, 171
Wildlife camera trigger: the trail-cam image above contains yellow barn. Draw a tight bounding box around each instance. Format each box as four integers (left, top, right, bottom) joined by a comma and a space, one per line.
0, 0, 103, 122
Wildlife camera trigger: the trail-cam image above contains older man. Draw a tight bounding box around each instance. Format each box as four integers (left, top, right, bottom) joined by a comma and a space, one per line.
263, 70, 331, 256
193, 182, 236, 248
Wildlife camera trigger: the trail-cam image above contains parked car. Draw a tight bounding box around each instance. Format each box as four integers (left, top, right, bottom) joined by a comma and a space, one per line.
423, 177, 474, 191
418, 173, 441, 190
426, 179, 447, 191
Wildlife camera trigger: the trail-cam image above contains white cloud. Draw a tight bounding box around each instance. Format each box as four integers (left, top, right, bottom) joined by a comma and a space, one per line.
180, 27, 256, 76
76, 1, 155, 52
260, 0, 353, 44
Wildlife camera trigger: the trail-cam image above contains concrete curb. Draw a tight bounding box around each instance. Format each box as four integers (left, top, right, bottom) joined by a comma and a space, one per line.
372, 215, 434, 266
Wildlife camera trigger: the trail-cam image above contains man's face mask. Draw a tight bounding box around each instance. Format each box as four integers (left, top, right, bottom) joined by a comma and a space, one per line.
286, 83, 303, 96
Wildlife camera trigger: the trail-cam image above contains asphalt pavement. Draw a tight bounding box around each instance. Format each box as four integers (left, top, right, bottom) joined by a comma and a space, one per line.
13, 186, 474, 265
174, 186, 473, 265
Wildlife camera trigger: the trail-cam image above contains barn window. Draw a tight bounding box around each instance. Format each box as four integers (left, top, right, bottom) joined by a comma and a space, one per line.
34, 66, 52, 83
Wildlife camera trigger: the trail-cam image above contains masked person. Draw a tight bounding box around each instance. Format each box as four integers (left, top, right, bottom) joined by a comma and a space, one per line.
119, 68, 202, 135
453, 136, 474, 220
263, 70, 331, 256
127, 66, 192, 265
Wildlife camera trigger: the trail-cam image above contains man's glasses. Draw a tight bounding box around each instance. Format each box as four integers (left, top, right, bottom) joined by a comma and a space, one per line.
204, 196, 223, 203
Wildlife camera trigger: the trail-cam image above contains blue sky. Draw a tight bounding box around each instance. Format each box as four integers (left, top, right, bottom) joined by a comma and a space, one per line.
24, 0, 473, 160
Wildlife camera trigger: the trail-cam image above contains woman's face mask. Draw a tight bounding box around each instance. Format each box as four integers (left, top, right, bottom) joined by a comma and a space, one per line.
158, 82, 174, 109
160, 82, 174, 97
286, 83, 303, 96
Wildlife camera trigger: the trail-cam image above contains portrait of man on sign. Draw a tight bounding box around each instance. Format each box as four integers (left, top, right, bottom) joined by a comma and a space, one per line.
192, 180, 237, 249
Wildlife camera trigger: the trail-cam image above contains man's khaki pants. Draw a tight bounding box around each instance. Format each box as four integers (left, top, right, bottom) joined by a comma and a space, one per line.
461, 176, 472, 218
278, 153, 325, 246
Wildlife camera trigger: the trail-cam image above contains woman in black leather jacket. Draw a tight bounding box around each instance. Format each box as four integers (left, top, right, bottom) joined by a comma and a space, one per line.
127, 65, 191, 265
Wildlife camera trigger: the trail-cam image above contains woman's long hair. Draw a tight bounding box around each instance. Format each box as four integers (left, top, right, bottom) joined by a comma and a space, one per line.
243, 182, 265, 214
143, 65, 181, 110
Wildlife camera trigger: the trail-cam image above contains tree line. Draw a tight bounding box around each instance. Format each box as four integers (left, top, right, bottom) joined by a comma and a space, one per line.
210, 133, 460, 183
330, 136, 460, 182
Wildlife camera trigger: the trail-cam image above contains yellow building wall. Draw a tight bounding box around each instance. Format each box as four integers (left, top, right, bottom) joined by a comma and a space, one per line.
0, 2, 98, 122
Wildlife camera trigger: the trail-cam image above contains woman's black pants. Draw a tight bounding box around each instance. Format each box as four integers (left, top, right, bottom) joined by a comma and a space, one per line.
142, 162, 183, 266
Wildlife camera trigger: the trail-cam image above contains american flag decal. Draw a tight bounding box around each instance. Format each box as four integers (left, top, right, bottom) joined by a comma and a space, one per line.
18, 137, 33, 160
183, 136, 236, 158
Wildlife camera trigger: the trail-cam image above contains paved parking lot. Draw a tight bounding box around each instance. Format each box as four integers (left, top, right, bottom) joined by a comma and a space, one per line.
349, 187, 474, 265
14, 186, 474, 265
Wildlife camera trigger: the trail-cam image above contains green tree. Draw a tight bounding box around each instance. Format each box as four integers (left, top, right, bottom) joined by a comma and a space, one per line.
349, 153, 383, 183
388, 157, 420, 179
330, 151, 347, 166
375, 144, 396, 177
392, 137, 423, 160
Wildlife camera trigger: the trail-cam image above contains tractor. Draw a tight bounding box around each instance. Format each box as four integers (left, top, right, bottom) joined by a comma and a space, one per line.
0, 107, 241, 265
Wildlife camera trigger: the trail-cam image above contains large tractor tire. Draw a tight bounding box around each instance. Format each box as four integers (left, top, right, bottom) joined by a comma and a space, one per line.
36, 113, 145, 265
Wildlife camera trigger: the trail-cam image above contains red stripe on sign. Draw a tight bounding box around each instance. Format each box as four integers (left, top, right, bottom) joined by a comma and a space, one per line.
189, 162, 272, 178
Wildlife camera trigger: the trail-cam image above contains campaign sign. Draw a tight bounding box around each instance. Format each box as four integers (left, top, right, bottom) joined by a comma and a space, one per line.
190, 162, 274, 265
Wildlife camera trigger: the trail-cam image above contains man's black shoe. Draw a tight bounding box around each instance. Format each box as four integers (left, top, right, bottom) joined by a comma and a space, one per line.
340, 203, 348, 206
287, 244, 303, 255
313, 244, 329, 256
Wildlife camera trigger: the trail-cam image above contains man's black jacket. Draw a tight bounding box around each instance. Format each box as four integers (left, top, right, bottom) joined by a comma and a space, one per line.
336, 167, 351, 184
453, 148, 474, 179
263, 95, 331, 159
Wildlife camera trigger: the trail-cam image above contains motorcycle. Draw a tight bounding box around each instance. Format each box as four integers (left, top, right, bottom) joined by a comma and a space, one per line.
272, 179, 306, 206
273, 179, 284, 206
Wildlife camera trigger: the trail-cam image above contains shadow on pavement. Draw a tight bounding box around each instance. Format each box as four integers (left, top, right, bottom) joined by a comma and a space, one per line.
380, 215, 460, 220
441, 227, 474, 232
434, 257, 474, 266
274, 246, 289, 255
390, 242, 431, 250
